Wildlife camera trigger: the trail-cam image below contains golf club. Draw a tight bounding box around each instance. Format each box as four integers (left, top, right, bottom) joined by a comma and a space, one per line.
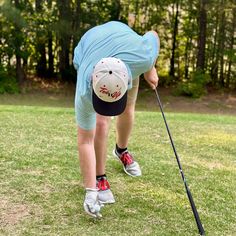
154, 88, 205, 236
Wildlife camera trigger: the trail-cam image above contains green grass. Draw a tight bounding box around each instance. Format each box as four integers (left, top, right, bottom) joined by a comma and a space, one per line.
0, 104, 236, 236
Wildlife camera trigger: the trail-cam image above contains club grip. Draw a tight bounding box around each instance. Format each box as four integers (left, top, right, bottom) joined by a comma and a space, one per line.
185, 184, 205, 235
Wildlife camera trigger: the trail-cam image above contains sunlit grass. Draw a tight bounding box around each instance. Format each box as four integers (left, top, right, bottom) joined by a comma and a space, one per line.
0, 105, 236, 236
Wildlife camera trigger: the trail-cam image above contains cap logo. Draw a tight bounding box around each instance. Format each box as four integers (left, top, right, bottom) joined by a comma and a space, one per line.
99, 86, 121, 100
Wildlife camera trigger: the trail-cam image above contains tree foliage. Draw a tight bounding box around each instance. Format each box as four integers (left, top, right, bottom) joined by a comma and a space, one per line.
0, 0, 235, 94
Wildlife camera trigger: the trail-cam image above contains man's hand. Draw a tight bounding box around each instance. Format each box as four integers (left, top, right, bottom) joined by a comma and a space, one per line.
84, 188, 103, 218
144, 67, 159, 90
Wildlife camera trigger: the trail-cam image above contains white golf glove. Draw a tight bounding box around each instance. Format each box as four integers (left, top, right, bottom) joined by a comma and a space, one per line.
84, 188, 103, 218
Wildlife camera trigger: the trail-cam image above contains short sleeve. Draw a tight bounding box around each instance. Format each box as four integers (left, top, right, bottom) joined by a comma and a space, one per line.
142, 32, 160, 66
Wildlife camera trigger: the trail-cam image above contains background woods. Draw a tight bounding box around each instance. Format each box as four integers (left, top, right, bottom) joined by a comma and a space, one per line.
0, 0, 235, 96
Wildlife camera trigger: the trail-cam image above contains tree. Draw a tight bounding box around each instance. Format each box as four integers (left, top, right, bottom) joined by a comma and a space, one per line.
35, 0, 47, 77
169, 0, 180, 78
3, 0, 28, 88
196, 0, 207, 72
0, 0, 235, 92
182, 0, 196, 79
57, 0, 72, 80
226, 7, 236, 88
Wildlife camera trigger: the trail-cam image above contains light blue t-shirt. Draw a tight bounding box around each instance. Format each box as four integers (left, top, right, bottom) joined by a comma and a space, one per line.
73, 21, 159, 130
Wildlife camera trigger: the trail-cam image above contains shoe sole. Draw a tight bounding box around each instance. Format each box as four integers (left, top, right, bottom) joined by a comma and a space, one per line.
97, 189, 115, 204
112, 149, 140, 177
98, 199, 115, 204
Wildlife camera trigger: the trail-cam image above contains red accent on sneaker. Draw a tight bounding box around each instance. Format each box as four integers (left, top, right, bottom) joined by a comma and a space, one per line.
97, 178, 110, 191
120, 151, 134, 166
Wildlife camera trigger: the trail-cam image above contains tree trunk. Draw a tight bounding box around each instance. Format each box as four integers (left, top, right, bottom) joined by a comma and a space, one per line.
226, 7, 236, 88
35, 0, 47, 77
110, 0, 121, 21
72, 0, 82, 50
16, 56, 25, 87
48, 31, 54, 77
47, 0, 54, 77
57, 0, 71, 80
36, 43, 47, 77
219, 0, 226, 87
210, 3, 219, 85
184, 21, 194, 80
169, 1, 180, 78
14, 0, 25, 87
133, 0, 139, 30
196, 0, 207, 71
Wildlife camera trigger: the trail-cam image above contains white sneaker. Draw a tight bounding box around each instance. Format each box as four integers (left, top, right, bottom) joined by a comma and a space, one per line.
113, 149, 142, 177
96, 176, 115, 204
84, 188, 103, 218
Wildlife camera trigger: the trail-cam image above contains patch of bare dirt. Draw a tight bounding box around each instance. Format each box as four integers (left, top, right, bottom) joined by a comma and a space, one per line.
0, 198, 30, 226
140, 87, 236, 115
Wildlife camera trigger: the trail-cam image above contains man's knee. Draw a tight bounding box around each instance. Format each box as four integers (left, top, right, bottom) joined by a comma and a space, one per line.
96, 115, 110, 131
118, 103, 135, 120
77, 126, 95, 145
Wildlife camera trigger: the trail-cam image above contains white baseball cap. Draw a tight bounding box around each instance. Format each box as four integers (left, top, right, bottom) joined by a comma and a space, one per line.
92, 57, 130, 116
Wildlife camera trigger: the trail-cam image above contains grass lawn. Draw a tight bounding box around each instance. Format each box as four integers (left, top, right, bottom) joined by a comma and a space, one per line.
0, 101, 236, 235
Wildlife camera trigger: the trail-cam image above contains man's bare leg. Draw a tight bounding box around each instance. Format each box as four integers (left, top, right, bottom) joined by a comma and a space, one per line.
94, 114, 111, 176
116, 77, 139, 148
94, 114, 115, 204
115, 103, 136, 148
77, 126, 96, 188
